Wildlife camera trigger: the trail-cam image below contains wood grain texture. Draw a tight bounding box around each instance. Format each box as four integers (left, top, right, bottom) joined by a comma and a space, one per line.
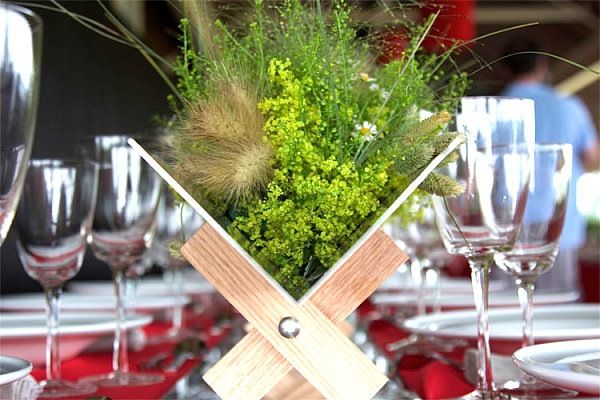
265, 369, 325, 400
182, 224, 407, 400
204, 329, 290, 400
308, 228, 408, 321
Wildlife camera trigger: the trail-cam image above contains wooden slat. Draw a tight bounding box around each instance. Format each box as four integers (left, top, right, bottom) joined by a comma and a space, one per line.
264, 369, 325, 400
309, 229, 408, 322
182, 224, 407, 400
204, 330, 289, 400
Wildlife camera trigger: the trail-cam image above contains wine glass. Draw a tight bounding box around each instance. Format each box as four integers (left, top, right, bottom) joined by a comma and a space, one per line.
77, 135, 163, 387
14, 159, 98, 398
152, 185, 205, 343
125, 247, 155, 314
383, 204, 471, 387
0, 3, 42, 245
398, 202, 448, 315
431, 96, 534, 399
495, 143, 575, 398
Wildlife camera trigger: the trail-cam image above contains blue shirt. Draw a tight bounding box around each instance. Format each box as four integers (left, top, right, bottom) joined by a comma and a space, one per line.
502, 82, 598, 249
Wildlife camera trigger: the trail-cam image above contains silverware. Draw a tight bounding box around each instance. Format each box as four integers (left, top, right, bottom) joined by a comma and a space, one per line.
163, 337, 207, 373
138, 351, 169, 370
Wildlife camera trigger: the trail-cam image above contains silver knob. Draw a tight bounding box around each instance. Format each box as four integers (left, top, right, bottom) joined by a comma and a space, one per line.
278, 317, 300, 339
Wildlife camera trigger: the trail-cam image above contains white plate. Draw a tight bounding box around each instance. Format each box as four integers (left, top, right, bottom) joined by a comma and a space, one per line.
371, 290, 579, 310
68, 276, 214, 298
403, 304, 600, 342
0, 292, 189, 314
0, 312, 152, 367
513, 339, 600, 395
0, 356, 32, 386
379, 276, 507, 294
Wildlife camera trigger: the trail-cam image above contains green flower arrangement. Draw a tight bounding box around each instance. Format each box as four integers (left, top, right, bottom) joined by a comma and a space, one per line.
46, 0, 472, 299
162, 0, 470, 299
153, 0, 470, 298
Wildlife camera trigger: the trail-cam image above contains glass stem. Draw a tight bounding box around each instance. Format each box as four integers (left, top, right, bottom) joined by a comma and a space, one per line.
171, 267, 184, 332
125, 276, 138, 316
516, 277, 535, 348
469, 256, 494, 393
430, 266, 442, 314
112, 268, 129, 373
44, 286, 63, 382
415, 259, 426, 316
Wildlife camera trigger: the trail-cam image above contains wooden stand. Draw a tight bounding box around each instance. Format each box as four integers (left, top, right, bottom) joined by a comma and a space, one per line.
181, 224, 407, 400
127, 135, 460, 399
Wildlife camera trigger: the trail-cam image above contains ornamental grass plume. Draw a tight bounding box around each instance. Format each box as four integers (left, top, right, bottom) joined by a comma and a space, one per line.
393, 111, 464, 197
171, 81, 273, 206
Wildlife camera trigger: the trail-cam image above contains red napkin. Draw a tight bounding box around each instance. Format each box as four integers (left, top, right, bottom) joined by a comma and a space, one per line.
398, 358, 473, 400
368, 318, 474, 400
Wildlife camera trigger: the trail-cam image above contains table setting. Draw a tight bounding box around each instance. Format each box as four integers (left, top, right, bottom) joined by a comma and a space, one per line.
2, 1, 599, 400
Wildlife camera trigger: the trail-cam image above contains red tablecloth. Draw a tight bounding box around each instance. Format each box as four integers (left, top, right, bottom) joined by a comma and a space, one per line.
28, 296, 598, 400
364, 302, 598, 400
30, 309, 230, 400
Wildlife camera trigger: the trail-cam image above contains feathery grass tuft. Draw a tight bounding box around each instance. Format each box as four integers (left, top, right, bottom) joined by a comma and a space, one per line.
170, 81, 273, 206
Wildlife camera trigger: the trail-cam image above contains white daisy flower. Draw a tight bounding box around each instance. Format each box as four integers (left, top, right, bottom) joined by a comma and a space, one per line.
354, 121, 378, 141
359, 72, 375, 82
369, 83, 380, 91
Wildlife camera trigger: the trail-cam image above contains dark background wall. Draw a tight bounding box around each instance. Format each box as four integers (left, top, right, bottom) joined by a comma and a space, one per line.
1, 1, 173, 293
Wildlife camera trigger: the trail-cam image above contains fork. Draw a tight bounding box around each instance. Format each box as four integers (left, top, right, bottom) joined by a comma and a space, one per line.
137, 351, 169, 370
163, 337, 207, 373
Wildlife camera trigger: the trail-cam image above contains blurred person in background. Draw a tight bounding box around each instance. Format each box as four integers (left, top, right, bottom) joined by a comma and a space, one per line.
501, 38, 599, 296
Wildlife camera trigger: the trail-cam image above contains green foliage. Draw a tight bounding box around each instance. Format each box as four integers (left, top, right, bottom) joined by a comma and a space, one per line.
173, 19, 205, 103
163, 0, 469, 298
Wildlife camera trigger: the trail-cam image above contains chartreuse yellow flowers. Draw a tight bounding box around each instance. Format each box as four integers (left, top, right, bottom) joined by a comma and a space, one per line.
230, 58, 394, 297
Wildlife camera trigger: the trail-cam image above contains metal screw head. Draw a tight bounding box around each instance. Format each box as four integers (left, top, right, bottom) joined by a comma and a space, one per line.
278, 317, 300, 339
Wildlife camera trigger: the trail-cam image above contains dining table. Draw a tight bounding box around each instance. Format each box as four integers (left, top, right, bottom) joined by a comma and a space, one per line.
2, 253, 597, 400
2, 295, 587, 400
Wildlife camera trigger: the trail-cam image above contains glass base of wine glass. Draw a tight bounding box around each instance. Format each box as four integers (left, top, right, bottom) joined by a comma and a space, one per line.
79, 370, 164, 387
38, 379, 96, 398
388, 332, 467, 355
498, 375, 578, 399
373, 379, 419, 400
455, 389, 511, 399
387, 333, 467, 374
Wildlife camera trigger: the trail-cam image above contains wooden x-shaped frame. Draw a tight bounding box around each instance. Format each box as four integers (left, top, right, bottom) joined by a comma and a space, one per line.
181, 223, 407, 400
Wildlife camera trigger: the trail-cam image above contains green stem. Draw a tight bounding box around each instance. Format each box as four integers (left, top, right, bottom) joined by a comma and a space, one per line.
179, 203, 186, 241
316, 0, 343, 162
354, 11, 439, 167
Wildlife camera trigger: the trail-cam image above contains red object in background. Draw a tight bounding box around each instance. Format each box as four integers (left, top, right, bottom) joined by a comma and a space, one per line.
365, 304, 599, 399
377, 0, 475, 64
444, 255, 470, 278
377, 27, 410, 64
421, 0, 475, 53
579, 256, 600, 303
30, 305, 233, 400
